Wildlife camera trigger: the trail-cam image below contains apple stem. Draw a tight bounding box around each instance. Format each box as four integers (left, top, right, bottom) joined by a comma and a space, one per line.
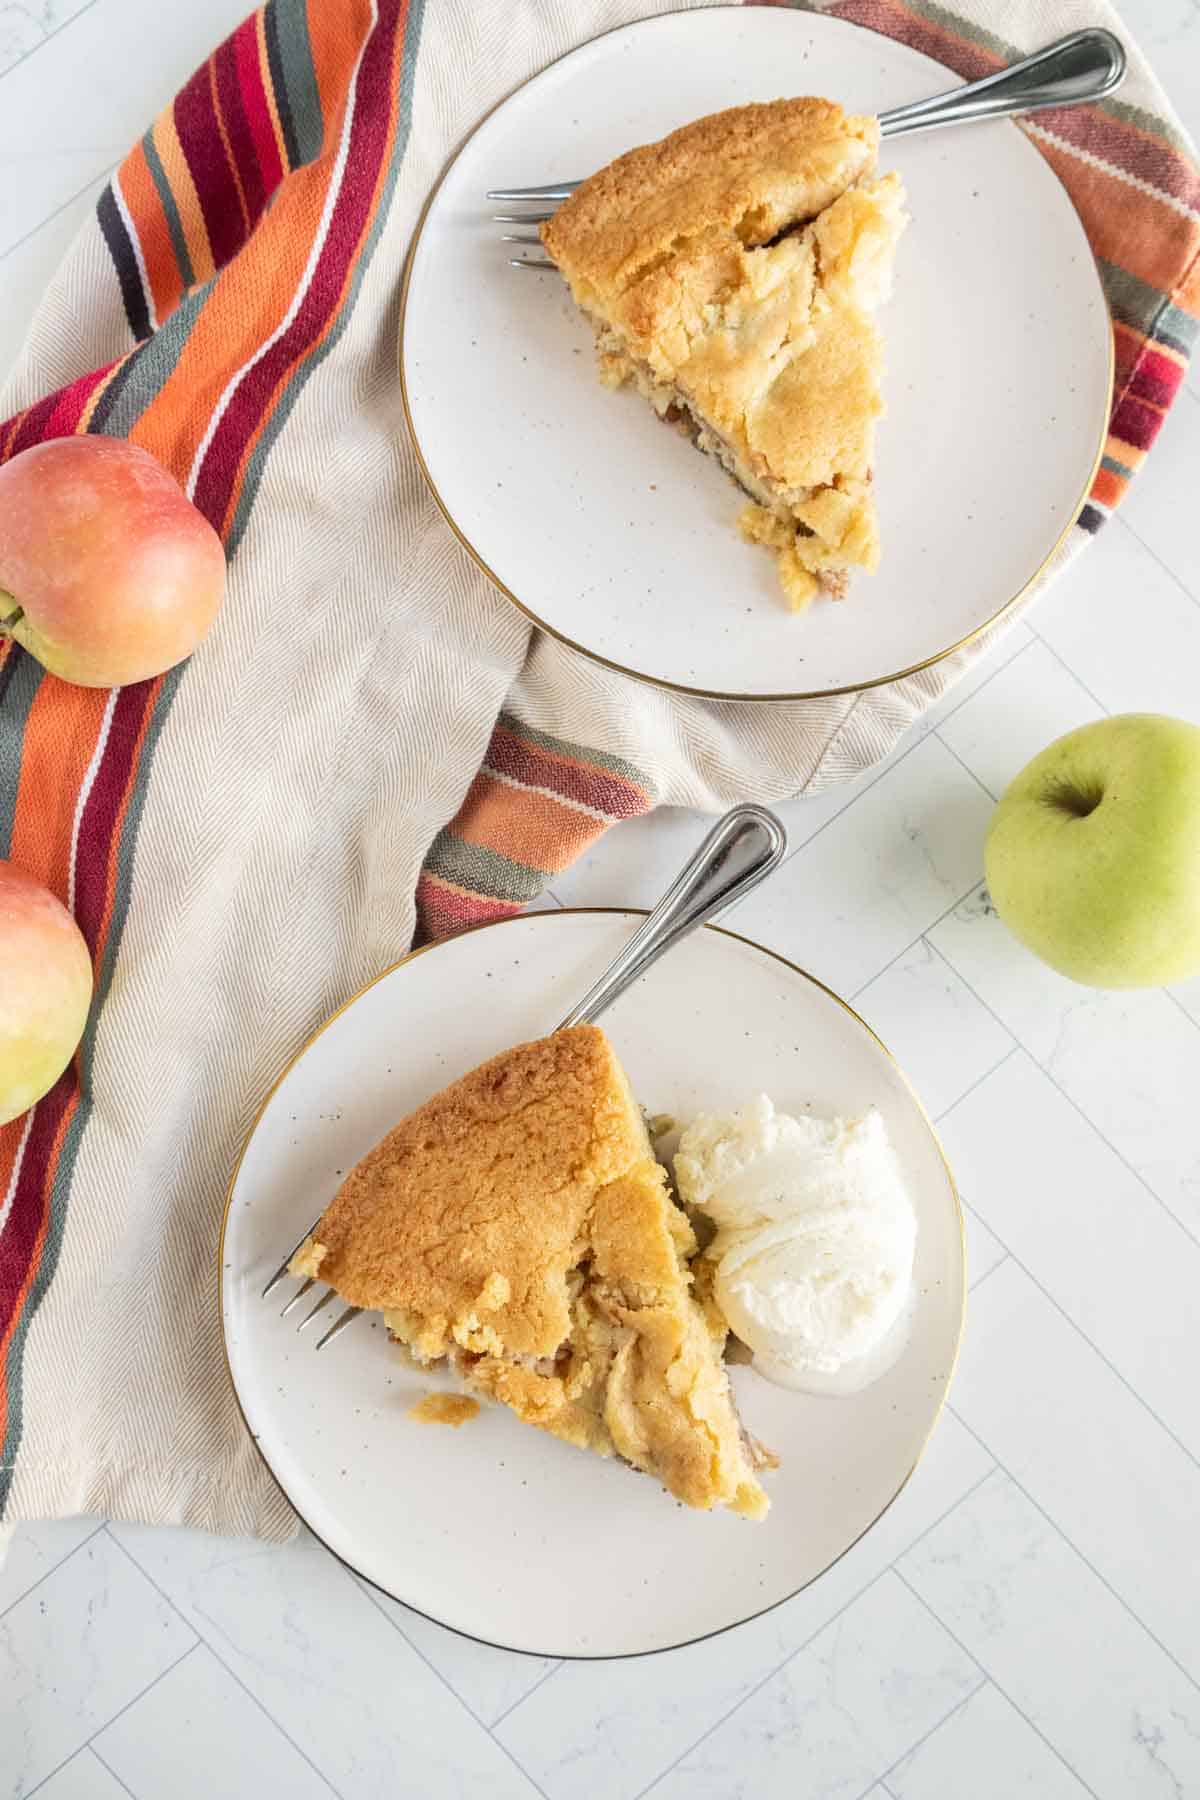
0, 590, 22, 632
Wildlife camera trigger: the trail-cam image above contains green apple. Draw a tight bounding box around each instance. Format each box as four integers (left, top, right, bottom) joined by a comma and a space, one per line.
985, 713, 1200, 988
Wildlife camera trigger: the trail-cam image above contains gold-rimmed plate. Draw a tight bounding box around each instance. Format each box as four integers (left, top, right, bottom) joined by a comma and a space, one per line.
220, 910, 964, 1659
399, 5, 1111, 702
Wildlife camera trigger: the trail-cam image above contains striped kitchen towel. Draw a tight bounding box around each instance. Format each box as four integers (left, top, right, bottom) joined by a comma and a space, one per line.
0, 0, 1195, 1539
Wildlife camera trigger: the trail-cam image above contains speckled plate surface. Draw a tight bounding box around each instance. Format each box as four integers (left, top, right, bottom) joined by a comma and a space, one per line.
221, 911, 964, 1659
399, 5, 1111, 701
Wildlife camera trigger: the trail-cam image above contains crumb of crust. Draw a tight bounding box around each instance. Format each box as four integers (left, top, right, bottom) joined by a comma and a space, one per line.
289, 1237, 326, 1280
409, 1392, 480, 1427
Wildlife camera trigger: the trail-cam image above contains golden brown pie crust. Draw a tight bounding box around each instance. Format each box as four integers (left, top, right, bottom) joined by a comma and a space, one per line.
292, 1025, 770, 1518
542, 99, 907, 610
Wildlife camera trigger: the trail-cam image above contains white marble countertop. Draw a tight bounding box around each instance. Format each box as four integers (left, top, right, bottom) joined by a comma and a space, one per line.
2, 3, 1199, 1797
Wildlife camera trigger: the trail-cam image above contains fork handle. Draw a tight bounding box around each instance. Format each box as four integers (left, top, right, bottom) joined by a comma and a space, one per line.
878, 27, 1125, 138
556, 804, 787, 1031
487, 28, 1126, 206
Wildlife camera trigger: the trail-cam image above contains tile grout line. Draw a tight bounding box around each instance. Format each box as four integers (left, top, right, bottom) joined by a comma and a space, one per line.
932, 1045, 1020, 1127
489, 1657, 564, 1731
1024, 625, 1113, 719
965, 1250, 1010, 1295
809, 636, 1036, 839
1163, 986, 1200, 1032
950, 1185, 1200, 1478
928, 1032, 1200, 1474
766, 635, 1037, 882
950, 702, 1200, 1068
618, 1463, 1000, 1800
0, 0, 103, 83
350, 1571, 492, 1728
921, 634, 1038, 724
103, 1528, 345, 1800
946, 1403, 1200, 1703
1112, 511, 1200, 615
0, 164, 114, 263
927, 937, 1200, 1250
778, 630, 1030, 856
0, 1519, 107, 1621
23, 1751, 81, 1800
46, 1642, 200, 1790
353, 1575, 552, 1799
892, 1553, 1102, 1800
552, 632, 1034, 912
848, 879, 994, 1005
886, 638, 1200, 1244
24, 1738, 141, 1800
931, 730, 1000, 805
853, 1673, 990, 1800
88, 1744, 139, 1800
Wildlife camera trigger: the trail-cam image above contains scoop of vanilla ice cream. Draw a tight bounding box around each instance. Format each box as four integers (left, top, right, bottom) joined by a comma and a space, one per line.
674, 1099, 917, 1392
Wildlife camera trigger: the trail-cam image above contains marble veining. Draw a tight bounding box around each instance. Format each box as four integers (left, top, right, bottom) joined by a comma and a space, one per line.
0, 0, 93, 81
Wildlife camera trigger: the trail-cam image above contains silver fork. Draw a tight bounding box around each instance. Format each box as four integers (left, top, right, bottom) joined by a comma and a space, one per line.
492, 26, 1125, 268
264, 801, 788, 1346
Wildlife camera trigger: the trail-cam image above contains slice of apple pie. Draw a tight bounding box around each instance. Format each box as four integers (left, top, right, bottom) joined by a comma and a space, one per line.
291, 1025, 772, 1518
541, 98, 907, 611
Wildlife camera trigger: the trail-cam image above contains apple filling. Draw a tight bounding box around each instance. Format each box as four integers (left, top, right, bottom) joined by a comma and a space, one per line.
288, 1026, 774, 1517
541, 99, 907, 611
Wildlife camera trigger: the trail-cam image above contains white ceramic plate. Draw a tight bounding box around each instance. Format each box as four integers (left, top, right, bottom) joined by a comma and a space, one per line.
221, 912, 964, 1658
401, 5, 1111, 701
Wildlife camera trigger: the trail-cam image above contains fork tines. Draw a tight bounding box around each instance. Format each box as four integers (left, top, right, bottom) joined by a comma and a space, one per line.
488, 181, 567, 267
313, 1304, 362, 1349
261, 1215, 321, 1297
486, 181, 579, 203
263, 1212, 362, 1348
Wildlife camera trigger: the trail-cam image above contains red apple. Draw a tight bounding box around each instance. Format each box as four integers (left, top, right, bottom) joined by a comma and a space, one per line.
0, 861, 93, 1125
0, 436, 225, 687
